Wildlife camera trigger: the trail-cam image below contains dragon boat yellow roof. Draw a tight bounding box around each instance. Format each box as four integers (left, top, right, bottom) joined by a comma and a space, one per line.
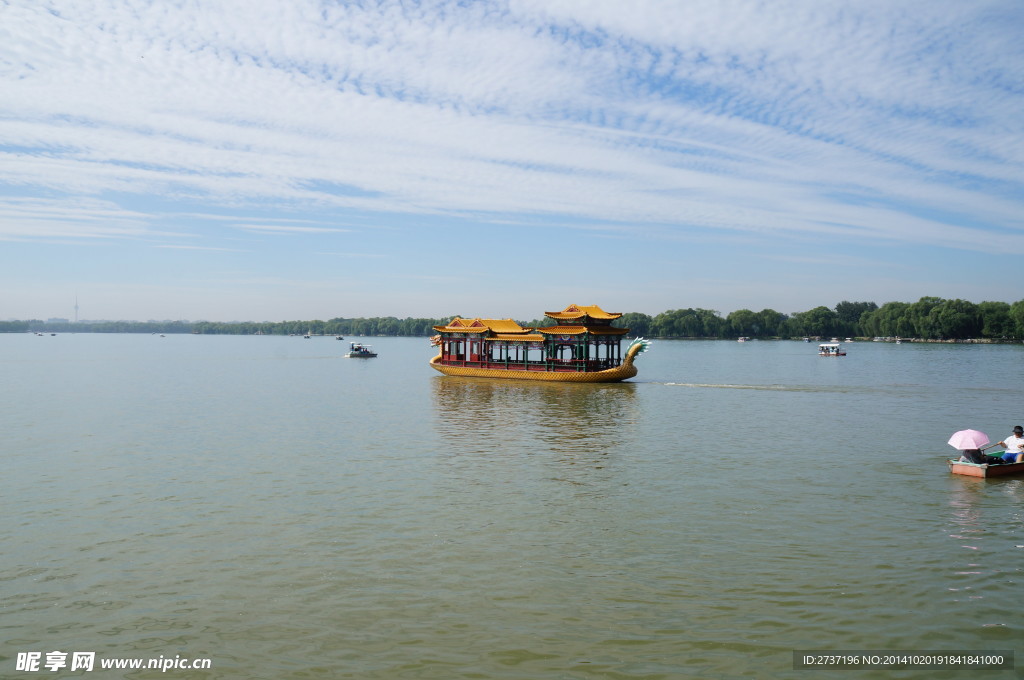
536, 325, 629, 335
433, 317, 532, 334
544, 304, 622, 321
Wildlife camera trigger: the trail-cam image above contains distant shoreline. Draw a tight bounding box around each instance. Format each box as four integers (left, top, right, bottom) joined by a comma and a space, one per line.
5, 295, 1023, 342
5, 329, 1020, 344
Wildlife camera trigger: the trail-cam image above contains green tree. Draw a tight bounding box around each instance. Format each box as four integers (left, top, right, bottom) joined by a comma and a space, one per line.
0, 320, 31, 332
755, 309, 786, 337
696, 308, 726, 337
617, 312, 653, 337
908, 297, 945, 339
861, 302, 911, 337
806, 306, 839, 337
927, 299, 981, 339
726, 309, 758, 337
651, 308, 725, 337
787, 306, 838, 337
978, 301, 1012, 339
1009, 300, 1024, 339
835, 301, 877, 336
651, 309, 686, 337
376, 317, 399, 335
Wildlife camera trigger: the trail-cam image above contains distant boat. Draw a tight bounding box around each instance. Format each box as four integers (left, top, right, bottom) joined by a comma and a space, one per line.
345, 342, 377, 358
818, 342, 846, 356
336, 335, 344, 340
737, 336, 750, 342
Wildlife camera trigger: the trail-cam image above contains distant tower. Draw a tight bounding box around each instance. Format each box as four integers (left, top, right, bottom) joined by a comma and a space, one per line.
74, 296, 79, 324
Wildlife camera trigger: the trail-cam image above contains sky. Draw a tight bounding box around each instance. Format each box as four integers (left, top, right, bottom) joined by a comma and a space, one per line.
2, 0, 1023, 323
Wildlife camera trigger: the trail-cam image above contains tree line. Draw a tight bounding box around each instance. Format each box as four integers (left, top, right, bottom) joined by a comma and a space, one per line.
4, 297, 1024, 340
613, 298, 1024, 340
0, 317, 447, 337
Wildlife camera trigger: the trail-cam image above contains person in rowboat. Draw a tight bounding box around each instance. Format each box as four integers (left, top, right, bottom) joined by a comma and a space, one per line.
960, 449, 1005, 465
995, 425, 1024, 463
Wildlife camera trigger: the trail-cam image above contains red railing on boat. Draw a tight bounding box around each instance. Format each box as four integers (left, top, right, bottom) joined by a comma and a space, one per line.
434, 358, 619, 372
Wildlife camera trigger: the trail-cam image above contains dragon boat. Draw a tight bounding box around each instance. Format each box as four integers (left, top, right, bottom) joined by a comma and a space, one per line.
429, 304, 650, 383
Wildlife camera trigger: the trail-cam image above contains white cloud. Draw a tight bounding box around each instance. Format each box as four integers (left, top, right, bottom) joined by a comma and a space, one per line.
1, 0, 1022, 318
156, 244, 246, 252
0, 196, 153, 240
234, 223, 350, 235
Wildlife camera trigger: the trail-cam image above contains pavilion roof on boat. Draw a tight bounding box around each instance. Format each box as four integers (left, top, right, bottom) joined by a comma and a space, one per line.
543, 304, 622, 322
433, 317, 528, 334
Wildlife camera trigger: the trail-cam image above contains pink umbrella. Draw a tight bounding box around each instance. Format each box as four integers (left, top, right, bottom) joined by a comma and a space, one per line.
948, 429, 990, 450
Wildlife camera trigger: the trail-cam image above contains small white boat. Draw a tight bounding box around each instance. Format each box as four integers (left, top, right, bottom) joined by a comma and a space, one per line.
737, 336, 750, 342
344, 342, 377, 358
818, 342, 846, 356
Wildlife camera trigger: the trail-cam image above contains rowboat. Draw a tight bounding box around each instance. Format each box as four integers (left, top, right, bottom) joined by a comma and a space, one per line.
947, 457, 1024, 478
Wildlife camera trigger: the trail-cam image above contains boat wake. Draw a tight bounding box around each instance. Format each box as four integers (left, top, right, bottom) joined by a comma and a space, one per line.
662, 382, 794, 391
657, 381, 930, 395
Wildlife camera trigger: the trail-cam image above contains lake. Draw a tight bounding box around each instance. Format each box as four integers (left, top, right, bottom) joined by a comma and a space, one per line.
3, 334, 1022, 678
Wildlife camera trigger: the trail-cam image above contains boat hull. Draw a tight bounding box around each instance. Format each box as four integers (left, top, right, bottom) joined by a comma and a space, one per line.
429, 355, 637, 383
948, 459, 1024, 477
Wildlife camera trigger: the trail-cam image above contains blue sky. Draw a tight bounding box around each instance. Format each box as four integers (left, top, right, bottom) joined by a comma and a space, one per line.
2, 0, 1023, 322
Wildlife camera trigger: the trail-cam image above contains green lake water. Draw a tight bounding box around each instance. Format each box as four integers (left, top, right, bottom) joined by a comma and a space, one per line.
3, 334, 1022, 678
